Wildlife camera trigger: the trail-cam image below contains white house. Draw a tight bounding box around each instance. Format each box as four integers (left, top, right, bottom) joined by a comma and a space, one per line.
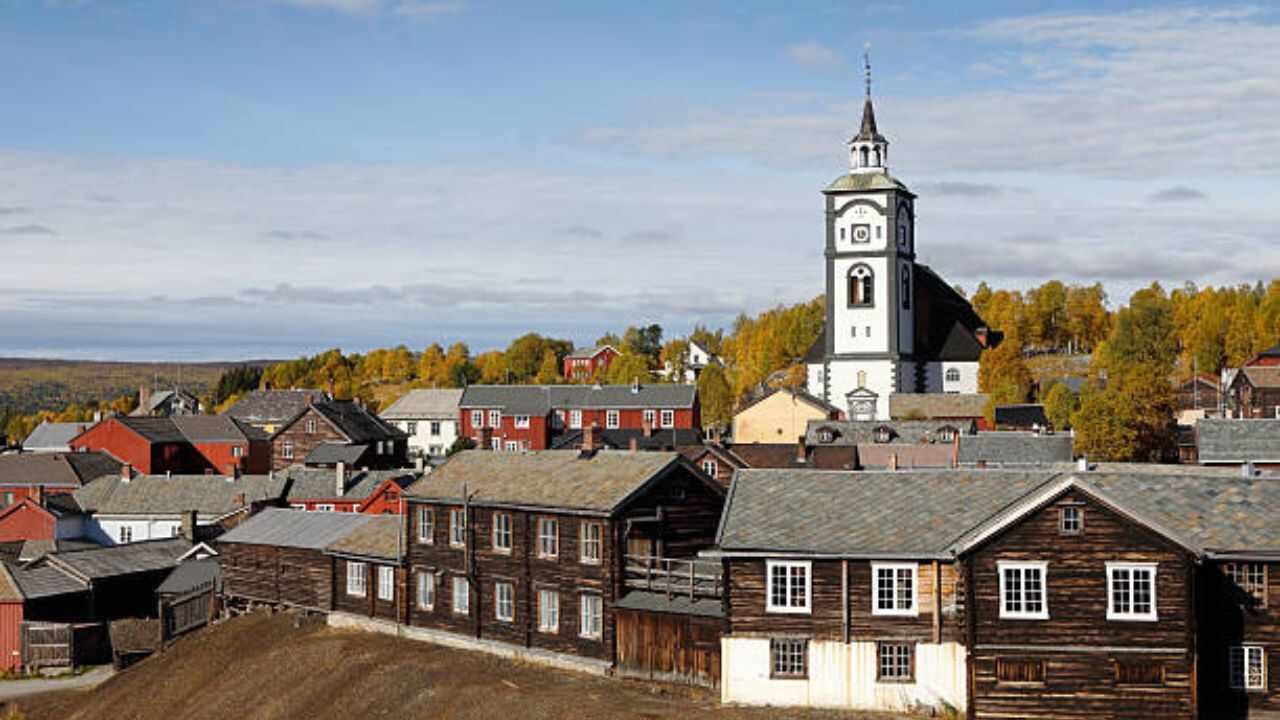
660, 340, 722, 384
379, 388, 463, 459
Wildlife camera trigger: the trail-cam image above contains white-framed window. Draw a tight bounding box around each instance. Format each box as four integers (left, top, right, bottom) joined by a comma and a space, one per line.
416, 572, 435, 610
430, 421, 441, 436
1059, 506, 1083, 535
428, 444, 443, 456
450, 508, 466, 548
346, 561, 367, 597
232, 445, 243, 458
701, 459, 717, 479
492, 512, 512, 553
643, 409, 656, 427
305, 418, 317, 434
1225, 562, 1267, 606
569, 410, 582, 429
406, 421, 418, 435
538, 589, 559, 633
770, 638, 807, 678
514, 415, 530, 429
872, 562, 918, 616
1230, 645, 1266, 691
999, 561, 1049, 620
417, 507, 434, 544
538, 518, 559, 559
377, 566, 395, 601
504, 440, 519, 452
118, 526, 133, 543
316, 504, 335, 512
766, 560, 811, 614
877, 642, 913, 682
490, 437, 500, 451
452, 576, 470, 615
470, 410, 484, 428
495, 581, 515, 622
660, 409, 674, 428
1107, 562, 1158, 621
579, 593, 602, 639
282, 441, 294, 460
580, 521, 602, 565
945, 367, 961, 383
606, 410, 619, 429
488, 410, 501, 427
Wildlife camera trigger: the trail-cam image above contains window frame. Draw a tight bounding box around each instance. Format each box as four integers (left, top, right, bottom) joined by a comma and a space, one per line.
417, 506, 435, 544
449, 508, 466, 548
492, 511, 513, 554
643, 409, 656, 427
538, 517, 559, 559
430, 420, 441, 436
282, 441, 294, 460
579, 592, 603, 640
514, 414, 530, 429
1106, 562, 1159, 622
579, 521, 603, 565
406, 421, 418, 435
995, 658, 1046, 685
569, 410, 582, 429
605, 410, 620, 429
538, 589, 560, 633
1230, 645, 1266, 691
945, 367, 961, 383
769, 637, 809, 679
701, 459, 718, 479
660, 409, 675, 428
487, 409, 501, 428
495, 581, 515, 623
451, 576, 470, 616
416, 571, 435, 610
1059, 505, 1084, 535
876, 641, 914, 683
118, 526, 133, 544
1225, 562, 1268, 607
346, 561, 367, 597
998, 561, 1050, 620
765, 559, 812, 615
377, 565, 395, 601
470, 410, 483, 428
872, 562, 919, 617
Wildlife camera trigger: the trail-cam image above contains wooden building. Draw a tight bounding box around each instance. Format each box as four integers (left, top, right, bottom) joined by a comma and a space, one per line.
403, 450, 724, 664
326, 516, 405, 623
69, 416, 269, 475
282, 466, 420, 514
1227, 367, 1280, 419
267, 399, 408, 472
1195, 418, 1280, 471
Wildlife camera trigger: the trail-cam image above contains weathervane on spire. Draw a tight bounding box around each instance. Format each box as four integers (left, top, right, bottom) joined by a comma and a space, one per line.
864, 42, 872, 99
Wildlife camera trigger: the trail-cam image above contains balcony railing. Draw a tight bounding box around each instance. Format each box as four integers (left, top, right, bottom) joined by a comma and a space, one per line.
623, 554, 722, 601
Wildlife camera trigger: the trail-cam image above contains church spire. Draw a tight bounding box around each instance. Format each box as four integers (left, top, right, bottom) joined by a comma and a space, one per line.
848, 44, 889, 173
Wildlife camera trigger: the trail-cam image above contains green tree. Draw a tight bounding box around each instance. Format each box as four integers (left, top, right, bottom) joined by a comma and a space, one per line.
534, 349, 562, 384
696, 362, 732, 429
622, 324, 664, 363
1042, 382, 1079, 431
1099, 283, 1177, 371
604, 353, 653, 385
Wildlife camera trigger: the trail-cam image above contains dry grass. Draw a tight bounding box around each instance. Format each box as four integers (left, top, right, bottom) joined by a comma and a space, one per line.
7, 611, 903, 720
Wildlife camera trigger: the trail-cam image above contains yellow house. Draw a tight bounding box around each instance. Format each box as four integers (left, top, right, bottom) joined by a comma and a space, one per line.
732, 388, 842, 444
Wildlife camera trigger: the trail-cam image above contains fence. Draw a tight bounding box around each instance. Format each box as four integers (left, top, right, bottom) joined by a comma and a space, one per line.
20, 622, 109, 670
160, 588, 216, 643
623, 554, 723, 601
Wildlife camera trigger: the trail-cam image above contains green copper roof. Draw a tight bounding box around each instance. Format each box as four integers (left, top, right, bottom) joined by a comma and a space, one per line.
824, 172, 912, 194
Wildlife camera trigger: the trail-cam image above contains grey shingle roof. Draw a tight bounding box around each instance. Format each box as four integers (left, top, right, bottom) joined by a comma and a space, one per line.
615, 590, 724, 619
566, 345, 617, 360
303, 443, 370, 466
311, 400, 406, 443
805, 419, 962, 446
18, 538, 102, 563
889, 393, 988, 420
117, 417, 188, 443
717, 468, 1060, 557
460, 384, 697, 414
282, 467, 418, 502
1196, 419, 1280, 463
324, 516, 403, 561
217, 507, 372, 550
1239, 366, 1280, 390
548, 428, 702, 451
75, 473, 288, 517
170, 415, 257, 443
0, 451, 121, 489
380, 389, 464, 420
22, 421, 94, 451
406, 450, 686, 514
224, 389, 327, 425
10, 562, 87, 599
47, 537, 192, 581
957, 432, 1074, 466
994, 404, 1049, 428
157, 558, 221, 596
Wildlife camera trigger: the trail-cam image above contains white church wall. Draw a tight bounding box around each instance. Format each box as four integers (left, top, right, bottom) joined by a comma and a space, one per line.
827, 361, 896, 420
832, 256, 890, 355
942, 361, 979, 394
833, 193, 890, 254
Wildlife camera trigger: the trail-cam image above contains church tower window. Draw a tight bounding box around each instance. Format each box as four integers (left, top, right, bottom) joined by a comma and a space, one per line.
902, 267, 911, 310
848, 265, 874, 307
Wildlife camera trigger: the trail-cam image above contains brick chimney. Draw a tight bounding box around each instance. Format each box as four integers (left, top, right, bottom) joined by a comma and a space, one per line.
121, 463, 134, 483
336, 461, 348, 496
180, 510, 198, 541
138, 386, 151, 413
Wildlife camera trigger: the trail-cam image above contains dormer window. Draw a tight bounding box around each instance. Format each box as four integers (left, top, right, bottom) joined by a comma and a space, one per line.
817, 428, 835, 444
936, 426, 957, 443
873, 426, 893, 444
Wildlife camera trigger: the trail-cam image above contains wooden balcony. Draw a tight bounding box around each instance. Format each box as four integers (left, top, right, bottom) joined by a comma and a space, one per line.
623, 554, 722, 601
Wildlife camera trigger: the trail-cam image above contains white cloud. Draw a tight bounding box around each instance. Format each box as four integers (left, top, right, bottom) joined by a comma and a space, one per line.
786, 42, 843, 69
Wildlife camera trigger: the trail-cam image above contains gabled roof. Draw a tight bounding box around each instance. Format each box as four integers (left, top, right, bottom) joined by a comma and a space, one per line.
1195, 418, 1280, 463
23, 421, 94, 451
406, 450, 700, 514
459, 384, 698, 414
325, 515, 403, 562
379, 389, 464, 420
303, 443, 371, 466
309, 400, 406, 444
913, 264, 997, 362
717, 468, 1059, 558
566, 345, 618, 360
115, 416, 188, 443
957, 432, 1074, 467
224, 389, 328, 425
0, 451, 121, 489
157, 557, 221, 596
45, 537, 192, 582
170, 415, 264, 443
680, 443, 747, 470
9, 562, 87, 599
1236, 366, 1280, 390
802, 333, 825, 365
0, 563, 23, 602
727, 443, 857, 471
805, 419, 961, 446
18, 537, 103, 563
994, 404, 1049, 428
735, 387, 841, 419
74, 472, 288, 517
856, 443, 956, 469
217, 507, 373, 550
282, 467, 419, 502
889, 393, 988, 420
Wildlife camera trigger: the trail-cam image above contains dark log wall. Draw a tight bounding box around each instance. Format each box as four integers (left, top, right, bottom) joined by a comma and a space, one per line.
622, 465, 724, 559
271, 408, 347, 471
217, 542, 333, 611
967, 490, 1195, 720
1198, 561, 1280, 717
332, 558, 402, 623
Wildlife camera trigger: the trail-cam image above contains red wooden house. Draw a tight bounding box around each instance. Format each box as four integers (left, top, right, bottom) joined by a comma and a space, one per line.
0, 452, 120, 508
562, 345, 620, 382
68, 416, 268, 475
283, 467, 420, 514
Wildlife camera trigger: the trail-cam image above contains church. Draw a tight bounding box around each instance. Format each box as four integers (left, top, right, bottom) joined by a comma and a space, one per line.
805, 63, 999, 421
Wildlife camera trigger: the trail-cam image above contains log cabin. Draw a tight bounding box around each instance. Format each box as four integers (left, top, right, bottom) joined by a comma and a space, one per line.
402, 449, 724, 665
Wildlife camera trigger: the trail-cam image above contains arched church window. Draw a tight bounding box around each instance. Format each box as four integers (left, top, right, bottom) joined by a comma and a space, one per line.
848, 264, 874, 307
872, 147, 881, 166
901, 266, 911, 310
945, 367, 961, 384
860, 146, 869, 166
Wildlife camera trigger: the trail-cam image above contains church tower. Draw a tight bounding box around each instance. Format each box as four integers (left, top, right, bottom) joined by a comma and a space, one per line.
808, 51, 917, 420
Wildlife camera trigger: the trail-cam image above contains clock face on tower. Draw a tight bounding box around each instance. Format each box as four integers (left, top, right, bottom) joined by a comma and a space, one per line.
851, 224, 871, 244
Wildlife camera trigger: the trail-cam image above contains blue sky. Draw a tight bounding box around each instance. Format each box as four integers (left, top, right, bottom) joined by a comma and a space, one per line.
2, 1, 1279, 360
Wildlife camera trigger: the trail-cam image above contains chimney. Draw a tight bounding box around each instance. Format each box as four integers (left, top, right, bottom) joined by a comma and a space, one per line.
582, 424, 597, 453
888, 452, 899, 471
121, 463, 134, 482
1242, 461, 1256, 478
232, 463, 242, 480
630, 378, 640, 394
336, 461, 348, 496
1076, 456, 1090, 473
34, 485, 44, 507
628, 437, 639, 454
795, 436, 807, 464
165, 470, 172, 480
180, 510, 198, 542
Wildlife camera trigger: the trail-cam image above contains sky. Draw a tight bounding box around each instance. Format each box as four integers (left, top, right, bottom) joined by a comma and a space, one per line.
2, 1, 1279, 361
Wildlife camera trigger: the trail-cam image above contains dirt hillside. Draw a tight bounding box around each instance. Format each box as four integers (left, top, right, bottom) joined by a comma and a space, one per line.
7, 611, 902, 720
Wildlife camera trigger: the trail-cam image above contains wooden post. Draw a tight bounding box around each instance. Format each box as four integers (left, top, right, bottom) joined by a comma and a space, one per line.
932, 560, 942, 644
689, 561, 695, 601
841, 560, 849, 644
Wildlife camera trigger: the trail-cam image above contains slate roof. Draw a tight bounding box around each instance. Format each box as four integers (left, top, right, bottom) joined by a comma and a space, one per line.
824, 172, 912, 194
459, 384, 698, 414
1237, 367, 1280, 390
311, 400, 406, 443
170, 415, 265, 443
74, 472, 287, 517
23, 421, 94, 451
889, 393, 988, 420
805, 419, 961, 446
548, 428, 703, 452
18, 538, 103, 563
802, 333, 825, 365
46, 537, 192, 581
324, 515, 403, 561
957, 432, 1075, 466
1195, 418, 1280, 463
615, 590, 724, 619
282, 467, 419, 502
157, 557, 221, 596
10, 562, 87, 599
717, 468, 1059, 557
725, 443, 857, 471
116, 417, 188, 443
406, 450, 686, 514
380, 389, 464, 420
857, 443, 956, 469
303, 443, 371, 466
1252, 343, 1280, 361
217, 507, 373, 550
913, 264, 996, 363
224, 389, 328, 425
995, 404, 1049, 428
0, 563, 24, 602
0, 451, 121, 488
